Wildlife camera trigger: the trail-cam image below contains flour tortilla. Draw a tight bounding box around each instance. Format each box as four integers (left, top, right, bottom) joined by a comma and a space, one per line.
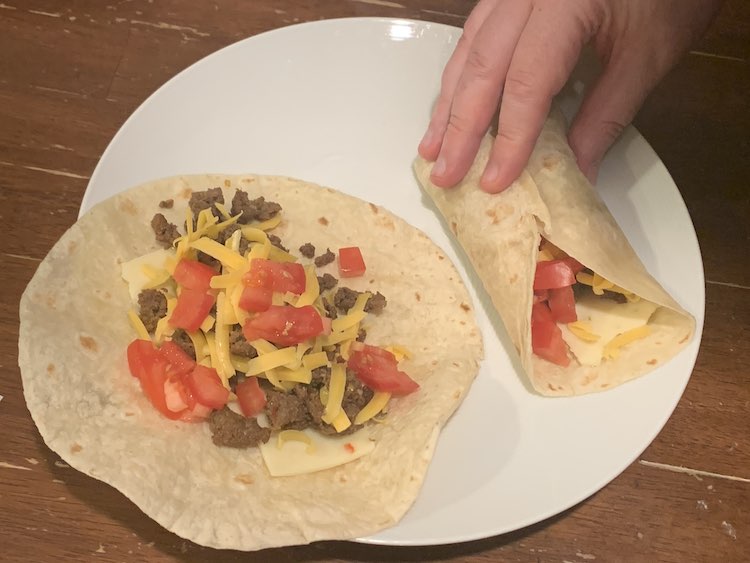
19, 174, 483, 549
414, 108, 694, 396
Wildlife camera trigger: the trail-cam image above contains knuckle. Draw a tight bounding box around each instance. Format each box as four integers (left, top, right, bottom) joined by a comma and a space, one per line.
503, 69, 540, 101
598, 119, 626, 142
445, 111, 474, 138
465, 48, 495, 81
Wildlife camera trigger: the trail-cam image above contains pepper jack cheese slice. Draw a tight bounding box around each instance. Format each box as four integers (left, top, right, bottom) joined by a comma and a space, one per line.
559, 294, 659, 366
259, 427, 376, 477
120, 248, 173, 301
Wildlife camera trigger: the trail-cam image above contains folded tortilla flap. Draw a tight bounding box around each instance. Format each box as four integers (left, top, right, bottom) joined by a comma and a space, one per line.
527, 109, 693, 320
414, 136, 550, 374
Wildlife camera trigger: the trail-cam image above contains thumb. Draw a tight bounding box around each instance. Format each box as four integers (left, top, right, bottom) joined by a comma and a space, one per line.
568, 53, 659, 183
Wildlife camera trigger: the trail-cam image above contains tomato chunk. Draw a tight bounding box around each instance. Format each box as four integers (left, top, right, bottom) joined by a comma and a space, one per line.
239, 285, 273, 312
185, 365, 229, 409
243, 259, 306, 295
347, 344, 419, 396
170, 289, 216, 332
338, 246, 366, 278
159, 340, 196, 376
548, 286, 577, 324
127, 339, 159, 380
242, 305, 324, 346
235, 377, 267, 417
533, 259, 577, 290
173, 258, 217, 291
531, 302, 570, 366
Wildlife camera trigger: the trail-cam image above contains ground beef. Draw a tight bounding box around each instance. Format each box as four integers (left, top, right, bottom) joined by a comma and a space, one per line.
150, 213, 181, 248
229, 325, 257, 358
264, 386, 311, 430
208, 407, 270, 448
314, 248, 335, 267
216, 223, 250, 255
364, 291, 387, 314
299, 242, 315, 258
317, 273, 338, 292
324, 345, 341, 362
231, 192, 281, 224
356, 328, 367, 342
268, 234, 288, 252
158, 199, 174, 209
602, 290, 628, 304
170, 329, 195, 360
341, 368, 373, 420
322, 297, 337, 320
197, 251, 221, 271
189, 187, 224, 223
137, 289, 167, 333
333, 287, 359, 313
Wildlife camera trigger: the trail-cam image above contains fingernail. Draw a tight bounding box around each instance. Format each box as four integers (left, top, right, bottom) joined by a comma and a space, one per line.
432, 155, 447, 178
481, 161, 500, 186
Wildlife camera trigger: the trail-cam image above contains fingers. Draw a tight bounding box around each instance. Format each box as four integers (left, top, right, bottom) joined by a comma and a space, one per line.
480, 2, 591, 193
568, 51, 658, 183
428, 0, 533, 188
418, 0, 498, 161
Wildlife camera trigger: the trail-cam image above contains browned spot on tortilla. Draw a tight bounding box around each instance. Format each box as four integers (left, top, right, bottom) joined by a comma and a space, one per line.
224, 179, 231, 187
234, 474, 254, 485
647, 359, 658, 366
104, 291, 111, 299
460, 302, 470, 312
376, 216, 395, 230
368, 279, 375, 285
70, 443, 82, 454
318, 217, 329, 226
543, 155, 560, 170
450, 221, 458, 234
509, 273, 518, 284
655, 341, 662, 346
46, 295, 56, 309
679, 334, 690, 344
179, 187, 192, 199
431, 360, 438, 366
409, 476, 416, 482
460, 320, 466, 325
125, 412, 135, 417
600, 383, 610, 388
452, 361, 459, 367
338, 474, 348, 483
369, 203, 379, 214
437, 254, 444, 260
453, 390, 461, 399
67, 240, 77, 254
485, 208, 499, 225
119, 198, 138, 216
80, 336, 98, 352
47, 363, 55, 374
547, 384, 556, 391
415, 292, 421, 302
241, 177, 256, 184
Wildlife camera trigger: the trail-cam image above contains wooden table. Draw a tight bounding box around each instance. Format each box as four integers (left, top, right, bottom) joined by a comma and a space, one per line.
2, 1, 747, 561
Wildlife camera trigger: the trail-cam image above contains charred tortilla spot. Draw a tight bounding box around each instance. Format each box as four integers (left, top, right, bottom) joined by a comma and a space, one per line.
158, 199, 174, 209
543, 155, 560, 170
68, 241, 77, 254
119, 198, 138, 216
79, 336, 98, 352
375, 216, 395, 230
679, 334, 689, 344
234, 474, 254, 485
450, 221, 457, 234
47, 292, 59, 307
70, 443, 82, 454
179, 187, 192, 199
460, 320, 466, 325
104, 291, 111, 299
318, 217, 329, 226
547, 384, 556, 391
509, 273, 518, 284
125, 412, 135, 417
485, 209, 499, 225
601, 383, 610, 388
415, 292, 421, 302
46, 363, 55, 374
224, 179, 231, 187
453, 390, 461, 399
647, 359, 657, 365
369, 203, 378, 214
438, 254, 444, 260
460, 303, 470, 312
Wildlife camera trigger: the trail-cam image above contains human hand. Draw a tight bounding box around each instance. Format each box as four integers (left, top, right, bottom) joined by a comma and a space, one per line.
418, 0, 723, 192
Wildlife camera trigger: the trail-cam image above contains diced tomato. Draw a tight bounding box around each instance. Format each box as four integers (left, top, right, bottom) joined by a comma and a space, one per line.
243, 259, 306, 295
242, 305, 324, 346
138, 355, 186, 420
185, 365, 229, 409
562, 257, 585, 275
321, 316, 332, 336
533, 289, 549, 304
531, 302, 570, 367
235, 377, 267, 417
173, 258, 217, 291
127, 339, 159, 380
347, 344, 419, 396
533, 259, 577, 290
548, 286, 577, 324
239, 285, 273, 312
164, 377, 189, 412
180, 402, 212, 423
338, 246, 366, 278
170, 289, 216, 332
159, 340, 196, 376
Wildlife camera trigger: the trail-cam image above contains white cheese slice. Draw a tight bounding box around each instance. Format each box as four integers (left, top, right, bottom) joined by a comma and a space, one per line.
259, 428, 375, 477
559, 294, 658, 366
120, 249, 173, 302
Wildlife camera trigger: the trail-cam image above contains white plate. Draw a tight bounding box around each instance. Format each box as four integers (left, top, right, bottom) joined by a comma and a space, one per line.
82, 18, 705, 546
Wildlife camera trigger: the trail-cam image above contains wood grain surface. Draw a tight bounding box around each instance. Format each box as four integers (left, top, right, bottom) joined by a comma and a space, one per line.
1, 1, 748, 561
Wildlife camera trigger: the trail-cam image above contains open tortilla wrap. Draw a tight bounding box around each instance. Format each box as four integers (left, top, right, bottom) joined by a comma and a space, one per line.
19, 174, 483, 549
414, 109, 694, 396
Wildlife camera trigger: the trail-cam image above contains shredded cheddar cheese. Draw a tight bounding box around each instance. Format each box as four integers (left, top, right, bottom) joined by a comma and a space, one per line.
354, 392, 391, 425
567, 321, 601, 343
322, 363, 346, 424
603, 325, 652, 360
128, 309, 151, 341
